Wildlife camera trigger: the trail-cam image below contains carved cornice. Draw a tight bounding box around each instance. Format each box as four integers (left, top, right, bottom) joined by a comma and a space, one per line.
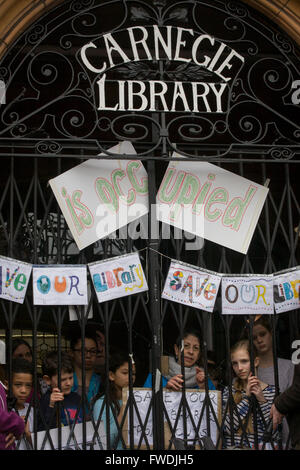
0, 0, 299, 60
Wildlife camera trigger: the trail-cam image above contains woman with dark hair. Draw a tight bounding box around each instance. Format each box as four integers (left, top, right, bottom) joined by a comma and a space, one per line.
11, 339, 32, 362
92, 351, 136, 450
144, 329, 216, 390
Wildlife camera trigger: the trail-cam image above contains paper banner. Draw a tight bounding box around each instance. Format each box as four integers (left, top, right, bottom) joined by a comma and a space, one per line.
221, 275, 274, 315
156, 155, 269, 254
273, 267, 300, 313
0, 255, 32, 304
68, 281, 93, 321
49, 141, 148, 250
162, 260, 221, 312
89, 252, 148, 303
32, 265, 88, 305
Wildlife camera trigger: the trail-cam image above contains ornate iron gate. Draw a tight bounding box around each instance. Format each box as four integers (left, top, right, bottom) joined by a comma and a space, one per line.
0, 0, 299, 450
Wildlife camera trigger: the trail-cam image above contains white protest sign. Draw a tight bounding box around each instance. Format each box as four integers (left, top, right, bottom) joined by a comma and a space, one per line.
0, 255, 32, 304
273, 267, 300, 313
32, 265, 88, 305
0, 340, 5, 364
221, 275, 274, 315
89, 252, 148, 303
123, 388, 221, 448
36, 421, 105, 450
49, 141, 148, 250
162, 260, 221, 312
156, 155, 269, 254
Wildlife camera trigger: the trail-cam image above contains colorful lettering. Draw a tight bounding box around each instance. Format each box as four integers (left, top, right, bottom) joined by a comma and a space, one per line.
255, 284, 269, 305
240, 285, 256, 303
106, 271, 116, 289
181, 275, 193, 303
291, 280, 300, 298
195, 276, 209, 296
225, 284, 238, 303
158, 167, 185, 203
192, 175, 215, 214
170, 173, 199, 220
72, 190, 94, 228
274, 283, 285, 303
95, 178, 119, 212
54, 276, 67, 293
129, 265, 136, 282
61, 187, 84, 234
37, 275, 51, 294
170, 270, 183, 291
5, 267, 20, 288
68, 276, 83, 296
283, 282, 294, 301
13, 274, 27, 292
203, 283, 216, 300
93, 273, 108, 292
111, 168, 135, 205
205, 188, 228, 222
121, 271, 132, 284
113, 267, 124, 286
223, 185, 257, 231
127, 161, 148, 194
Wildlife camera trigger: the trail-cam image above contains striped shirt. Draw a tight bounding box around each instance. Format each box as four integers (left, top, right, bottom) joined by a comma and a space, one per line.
222, 381, 276, 449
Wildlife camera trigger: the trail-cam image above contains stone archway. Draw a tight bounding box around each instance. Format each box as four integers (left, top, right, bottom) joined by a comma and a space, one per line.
0, 0, 299, 60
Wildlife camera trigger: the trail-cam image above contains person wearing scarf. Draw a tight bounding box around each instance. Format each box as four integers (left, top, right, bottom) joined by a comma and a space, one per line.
144, 329, 216, 390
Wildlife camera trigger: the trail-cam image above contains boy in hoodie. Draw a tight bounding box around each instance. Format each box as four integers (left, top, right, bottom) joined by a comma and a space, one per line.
38, 350, 83, 431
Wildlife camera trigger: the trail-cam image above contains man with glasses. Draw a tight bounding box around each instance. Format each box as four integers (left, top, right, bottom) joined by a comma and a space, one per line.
70, 328, 101, 416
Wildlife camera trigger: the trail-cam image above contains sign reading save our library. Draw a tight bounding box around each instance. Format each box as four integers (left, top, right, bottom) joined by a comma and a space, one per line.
49, 141, 148, 250
156, 155, 269, 254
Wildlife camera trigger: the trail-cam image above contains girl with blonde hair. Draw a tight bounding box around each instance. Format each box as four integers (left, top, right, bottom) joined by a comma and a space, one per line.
222, 339, 276, 449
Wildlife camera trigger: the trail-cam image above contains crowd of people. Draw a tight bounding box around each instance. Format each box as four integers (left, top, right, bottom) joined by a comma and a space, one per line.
0, 317, 298, 451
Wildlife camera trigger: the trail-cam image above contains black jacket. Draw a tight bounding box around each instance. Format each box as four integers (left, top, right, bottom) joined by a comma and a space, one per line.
274, 364, 300, 448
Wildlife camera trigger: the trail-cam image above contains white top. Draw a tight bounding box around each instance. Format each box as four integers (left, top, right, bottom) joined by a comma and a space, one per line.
257, 358, 294, 393
257, 358, 294, 447
14, 403, 33, 450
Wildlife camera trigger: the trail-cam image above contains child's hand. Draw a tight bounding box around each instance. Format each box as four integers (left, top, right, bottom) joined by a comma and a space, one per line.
5, 433, 16, 448
246, 373, 266, 403
166, 374, 184, 391
196, 367, 205, 388
22, 417, 31, 441
49, 387, 64, 407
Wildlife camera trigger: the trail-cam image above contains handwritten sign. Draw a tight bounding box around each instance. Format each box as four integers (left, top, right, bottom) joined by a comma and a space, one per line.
49, 141, 148, 250
0, 255, 32, 304
162, 260, 221, 312
89, 252, 148, 303
221, 275, 274, 315
32, 265, 88, 305
122, 388, 221, 449
36, 422, 105, 450
156, 155, 269, 254
273, 267, 300, 313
